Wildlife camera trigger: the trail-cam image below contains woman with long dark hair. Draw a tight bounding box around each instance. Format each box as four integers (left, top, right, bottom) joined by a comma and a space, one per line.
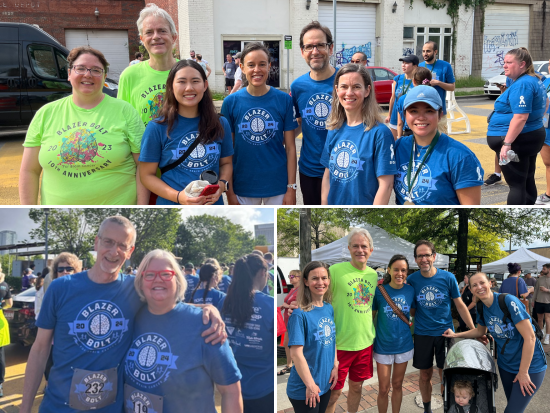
140, 59, 233, 205
188, 262, 226, 306
218, 254, 274, 412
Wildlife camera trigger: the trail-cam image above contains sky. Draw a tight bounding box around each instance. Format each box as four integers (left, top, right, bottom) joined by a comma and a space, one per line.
0, 207, 275, 244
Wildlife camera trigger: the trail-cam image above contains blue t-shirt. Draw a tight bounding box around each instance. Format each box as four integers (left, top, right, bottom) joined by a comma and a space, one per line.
488, 74, 546, 136
184, 274, 200, 302
373, 284, 415, 355
391, 75, 414, 125
286, 304, 336, 400
506, 72, 547, 88
499, 276, 528, 297
407, 268, 461, 336
291, 71, 336, 178
320, 122, 397, 205
217, 291, 274, 400
36, 272, 144, 413
221, 87, 298, 197
139, 115, 234, 205
477, 293, 547, 374
419, 60, 455, 114
187, 287, 226, 307
218, 274, 232, 294
394, 133, 484, 205
123, 303, 241, 413
395, 94, 411, 132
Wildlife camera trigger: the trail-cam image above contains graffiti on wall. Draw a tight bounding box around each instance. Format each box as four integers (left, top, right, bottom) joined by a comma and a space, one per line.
482, 30, 520, 78
335, 43, 372, 66
402, 47, 415, 57
483, 31, 518, 54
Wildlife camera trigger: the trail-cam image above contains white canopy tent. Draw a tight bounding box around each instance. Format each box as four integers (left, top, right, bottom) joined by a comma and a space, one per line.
481, 247, 550, 273
311, 225, 449, 269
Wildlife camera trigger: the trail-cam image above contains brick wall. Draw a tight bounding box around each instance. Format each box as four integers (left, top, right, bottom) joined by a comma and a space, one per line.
0, 0, 145, 59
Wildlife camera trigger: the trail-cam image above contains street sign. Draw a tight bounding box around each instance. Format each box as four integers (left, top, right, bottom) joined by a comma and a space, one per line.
284, 35, 292, 50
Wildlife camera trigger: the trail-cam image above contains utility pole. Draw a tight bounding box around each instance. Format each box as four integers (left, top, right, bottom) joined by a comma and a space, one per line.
299, 209, 311, 271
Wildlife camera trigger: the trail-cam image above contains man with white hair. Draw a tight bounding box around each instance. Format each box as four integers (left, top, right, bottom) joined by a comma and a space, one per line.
326, 228, 378, 413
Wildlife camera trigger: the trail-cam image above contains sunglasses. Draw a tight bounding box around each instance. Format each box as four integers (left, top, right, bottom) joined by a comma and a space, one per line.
57, 266, 74, 273
289, 275, 300, 279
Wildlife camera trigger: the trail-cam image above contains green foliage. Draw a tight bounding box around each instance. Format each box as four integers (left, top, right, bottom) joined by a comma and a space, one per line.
455, 76, 486, 88
211, 92, 226, 101
82, 252, 96, 269
455, 89, 484, 96
466, 223, 508, 263
138, 45, 150, 60
5, 276, 21, 292
31, 255, 44, 261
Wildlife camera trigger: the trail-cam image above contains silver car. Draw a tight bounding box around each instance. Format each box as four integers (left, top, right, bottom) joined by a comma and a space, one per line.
484, 61, 549, 98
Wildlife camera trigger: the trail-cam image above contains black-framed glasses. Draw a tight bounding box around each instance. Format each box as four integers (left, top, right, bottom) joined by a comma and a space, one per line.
416, 253, 434, 260
99, 236, 132, 252
57, 266, 74, 273
143, 270, 176, 282
70, 65, 105, 77
302, 43, 331, 52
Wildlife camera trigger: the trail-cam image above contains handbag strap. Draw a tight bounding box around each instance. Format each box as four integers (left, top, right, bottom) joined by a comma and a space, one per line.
515, 277, 520, 298
160, 137, 201, 174
377, 285, 412, 327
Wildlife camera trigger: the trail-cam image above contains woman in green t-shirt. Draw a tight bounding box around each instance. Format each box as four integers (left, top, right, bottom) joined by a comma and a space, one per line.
19, 46, 146, 205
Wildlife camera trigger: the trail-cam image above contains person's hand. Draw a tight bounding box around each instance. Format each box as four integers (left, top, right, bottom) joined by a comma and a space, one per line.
289, 300, 297, 307
442, 328, 457, 338
476, 335, 489, 346
499, 145, 509, 162
178, 191, 207, 205
200, 305, 227, 345
514, 371, 537, 396
205, 185, 224, 205
497, 84, 507, 93
384, 115, 390, 123
430, 79, 441, 87
283, 188, 296, 205
305, 383, 321, 408
287, 302, 299, 317
329, 364, 339, 390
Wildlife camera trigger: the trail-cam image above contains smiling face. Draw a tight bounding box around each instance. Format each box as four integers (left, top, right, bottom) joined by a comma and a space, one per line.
304, 267, 330, 300
94, 223, 135, 277
141, 258, 178, 305
68, 53, 106, 98
348, 233, 373, 268
337, 72, 371, 114
405, 102, 441, 139
414, 244, 436, 274
301, 28, 333, 71
469, 273, 491, 301
140, 15, 177, 58
172, 66, 207, 110
389, 259, 408, 285
242, 49, 270, 87
503, 54, 526, 80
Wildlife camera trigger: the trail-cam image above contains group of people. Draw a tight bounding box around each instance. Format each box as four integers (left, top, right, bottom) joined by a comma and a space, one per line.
280, 229, 547, 413
18, 215, 274, 413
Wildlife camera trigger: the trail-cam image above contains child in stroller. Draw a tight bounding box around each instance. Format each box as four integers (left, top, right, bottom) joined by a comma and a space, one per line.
450, 380, 475, 413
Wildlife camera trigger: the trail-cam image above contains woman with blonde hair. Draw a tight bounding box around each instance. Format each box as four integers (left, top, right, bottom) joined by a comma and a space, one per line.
278, 269, 301, 376
321, 64, 397, 205
286, 261, 337, 413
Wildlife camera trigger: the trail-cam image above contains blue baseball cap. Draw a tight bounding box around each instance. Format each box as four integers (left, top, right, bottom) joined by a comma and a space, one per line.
403, 85, 442, 111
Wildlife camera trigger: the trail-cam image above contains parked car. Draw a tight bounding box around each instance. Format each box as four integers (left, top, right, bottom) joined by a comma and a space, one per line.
3, 286, 37, 346
365, 66, 398, 104
484, 61, 549, 98
0, 22, 117, 131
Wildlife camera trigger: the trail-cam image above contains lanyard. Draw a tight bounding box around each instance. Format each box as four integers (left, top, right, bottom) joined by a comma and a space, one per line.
426, 59, 438, 73
399, 77, 412, 98
406, 131, 440, 199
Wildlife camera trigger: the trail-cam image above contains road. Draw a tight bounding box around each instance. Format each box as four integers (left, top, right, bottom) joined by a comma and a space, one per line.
1, 96, 548, 205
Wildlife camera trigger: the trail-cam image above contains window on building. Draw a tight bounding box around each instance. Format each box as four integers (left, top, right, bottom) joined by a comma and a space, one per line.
403, 27, 414, 39
414, 26, 453, 63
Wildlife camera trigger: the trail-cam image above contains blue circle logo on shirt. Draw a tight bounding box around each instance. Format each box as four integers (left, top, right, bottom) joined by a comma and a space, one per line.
416, 286, 444, 309
172, 132, 220, 172
125, 333, 178, 387
314, 316, 336, 347
328, 140, 364, 182
487, 316, 515, 339
383, 296, 410, 322
68, 300, 129, 352
395, 159, 438, 203
302, 93, 333, 130
238, 107, 279, 145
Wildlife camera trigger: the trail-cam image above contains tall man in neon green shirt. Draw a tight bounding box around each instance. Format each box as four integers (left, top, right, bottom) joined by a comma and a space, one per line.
326, 228, 378, 413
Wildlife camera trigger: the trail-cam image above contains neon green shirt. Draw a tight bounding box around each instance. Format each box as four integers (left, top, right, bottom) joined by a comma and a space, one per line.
118, 60, 171, 127
23, 95, 144, 205
329, 262, 377, 351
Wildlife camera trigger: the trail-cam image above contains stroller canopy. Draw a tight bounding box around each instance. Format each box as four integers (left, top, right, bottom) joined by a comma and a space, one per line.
443, 339, 496, 374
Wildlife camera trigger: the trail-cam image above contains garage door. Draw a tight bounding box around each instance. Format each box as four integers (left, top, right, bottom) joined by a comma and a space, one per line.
65, 29, 129, 80
481, 4, 529, 79
319, 1, 376, 67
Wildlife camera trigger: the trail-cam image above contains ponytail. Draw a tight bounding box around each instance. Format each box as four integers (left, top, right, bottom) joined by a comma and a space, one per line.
190, 263, 218, 303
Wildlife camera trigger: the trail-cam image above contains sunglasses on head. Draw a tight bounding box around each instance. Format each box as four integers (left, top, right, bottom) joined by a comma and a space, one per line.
57, 266, 74, 273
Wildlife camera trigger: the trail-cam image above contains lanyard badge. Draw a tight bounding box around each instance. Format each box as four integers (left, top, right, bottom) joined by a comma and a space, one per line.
404, 131, 440, 204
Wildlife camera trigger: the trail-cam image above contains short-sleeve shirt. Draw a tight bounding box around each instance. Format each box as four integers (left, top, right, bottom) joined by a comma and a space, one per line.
124, 303, 241, 413
418, 60, 455, 114
407, 268, 461, 336
499, 276, 528, 297
187, 287, 226, 307
139, 115, 234, 205
184, 274, 200, 302
488, 74, 546, 136
118, 61, 172, 128
291, 71, 336, 178
320, 122, 397, 205
394, 133, 484, 205
329, 262, 377, 351
36, 271, 144, 413
217, 291, 274, 400
221, 87, 298, 198
197, 61, 208, 75
217, 275, 232, 294
524, 277, 537, 300
286, 304, 336, 399
477, 293, 547, 374
23, 95, 144, 205
395, 94, 411, 131
223, 61, 237, 79
373, 284, 415, 355
391, 75, 414, 125
0, 282, 12, 303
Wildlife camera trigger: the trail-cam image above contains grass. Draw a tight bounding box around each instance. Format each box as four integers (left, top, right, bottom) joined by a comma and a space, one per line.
455, 76, 486, 88
455, 89, 485, 97
277, 357, 288, 366
211, 92, 225, 101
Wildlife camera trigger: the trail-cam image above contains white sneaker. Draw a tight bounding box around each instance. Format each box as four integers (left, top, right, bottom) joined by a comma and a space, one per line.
535, 193, 550, 205
544, 334, 550, 345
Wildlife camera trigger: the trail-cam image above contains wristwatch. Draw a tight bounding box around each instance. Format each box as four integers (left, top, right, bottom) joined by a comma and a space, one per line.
220, 179, 229, 192
287, 184, 297, 190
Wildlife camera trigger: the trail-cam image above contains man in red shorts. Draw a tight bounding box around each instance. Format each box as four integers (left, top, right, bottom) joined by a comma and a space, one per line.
326, 228, 378, 413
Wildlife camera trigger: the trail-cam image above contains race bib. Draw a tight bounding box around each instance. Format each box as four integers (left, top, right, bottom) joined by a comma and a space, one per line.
124, 384, 164, 413
69, 367, 118, 410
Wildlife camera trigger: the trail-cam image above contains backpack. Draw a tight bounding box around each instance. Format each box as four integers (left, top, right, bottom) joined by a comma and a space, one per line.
477, 293, 544, 357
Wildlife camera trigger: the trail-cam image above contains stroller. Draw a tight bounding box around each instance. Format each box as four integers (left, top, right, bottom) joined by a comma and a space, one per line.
442, 337, 498, 413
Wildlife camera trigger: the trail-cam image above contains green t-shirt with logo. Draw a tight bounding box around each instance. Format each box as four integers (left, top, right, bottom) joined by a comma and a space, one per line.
23, 95, 144, 205
329, 262, 377, 351
118, 60, 171, 127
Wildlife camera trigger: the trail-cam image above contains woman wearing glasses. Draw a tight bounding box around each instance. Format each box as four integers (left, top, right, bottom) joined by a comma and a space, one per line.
278, 270, 301, 376
19, 46, 146, 205
124, 249, 242, 412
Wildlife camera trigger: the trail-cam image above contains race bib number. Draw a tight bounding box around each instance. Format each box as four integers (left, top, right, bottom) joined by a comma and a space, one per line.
124, 384, 164, 413
69, 367, 118, 410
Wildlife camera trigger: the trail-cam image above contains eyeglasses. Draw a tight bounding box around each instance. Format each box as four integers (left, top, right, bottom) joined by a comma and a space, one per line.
70, 65, 105, 77
57, 266, 74, 273
143, 270, 176, 282
415, 253, 434, 260
302, 43, 331, 52
99, 236, 133, 252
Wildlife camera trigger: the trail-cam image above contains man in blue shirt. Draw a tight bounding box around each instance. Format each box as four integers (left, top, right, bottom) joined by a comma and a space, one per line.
407, 240, 474, 413
291, 21, 337, 205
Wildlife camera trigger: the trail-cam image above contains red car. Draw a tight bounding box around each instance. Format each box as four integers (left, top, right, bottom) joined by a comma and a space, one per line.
366, 66, 398, 104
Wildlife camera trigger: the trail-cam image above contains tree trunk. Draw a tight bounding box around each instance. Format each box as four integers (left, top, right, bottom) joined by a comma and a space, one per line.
455, 209, 470, 282
299, 209, 312, 271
